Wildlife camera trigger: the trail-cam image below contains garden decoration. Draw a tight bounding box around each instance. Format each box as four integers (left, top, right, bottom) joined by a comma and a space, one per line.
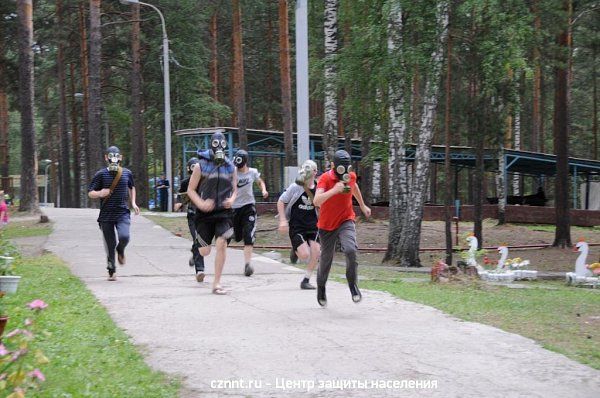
497, 246, 538, 280
566, 239, 600, 287
0, 256, 21, 294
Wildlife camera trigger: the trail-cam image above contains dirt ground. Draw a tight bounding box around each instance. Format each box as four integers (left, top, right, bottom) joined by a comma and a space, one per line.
149, 210, 600, 272
261, 213, 600, 272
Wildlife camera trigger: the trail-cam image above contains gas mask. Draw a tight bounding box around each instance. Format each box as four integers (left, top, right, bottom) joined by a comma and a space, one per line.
186, 157, 200, 174
295, 160, 317, 186
106, 146, 122, 172
210, 132, 227, 164
333, 150, 352, 193
233, 150, 248, 169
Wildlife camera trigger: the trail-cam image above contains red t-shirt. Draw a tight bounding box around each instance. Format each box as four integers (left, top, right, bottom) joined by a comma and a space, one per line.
317, 170, 356, 231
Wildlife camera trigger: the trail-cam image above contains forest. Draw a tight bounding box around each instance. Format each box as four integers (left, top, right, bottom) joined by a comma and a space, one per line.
0, 0, 598, 265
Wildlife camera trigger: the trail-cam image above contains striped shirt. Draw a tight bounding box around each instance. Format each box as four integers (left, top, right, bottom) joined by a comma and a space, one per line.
88, 167, 135, 222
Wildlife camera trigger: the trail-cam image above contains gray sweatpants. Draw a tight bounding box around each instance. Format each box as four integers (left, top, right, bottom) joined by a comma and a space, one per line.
317, 220, 358, 288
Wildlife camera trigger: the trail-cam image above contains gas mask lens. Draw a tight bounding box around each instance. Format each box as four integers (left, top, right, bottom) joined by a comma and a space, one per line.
212, 139, 227, 149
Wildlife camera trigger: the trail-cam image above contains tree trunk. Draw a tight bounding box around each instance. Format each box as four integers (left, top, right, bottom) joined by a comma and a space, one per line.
17, 0, 38, 212
79, 2, 90, 201
392, 2, 449, 267
552, 0, 572, 248
593, 45, 598, 160
323, 0, 339, 165
69, 63, 81, 208
278, 0, 294, 166
265, 10, 274, 129
531, 0, 541, 153
57, 0, 72, 208
0, 22, 9, 189
210, 11, 219, 125
232, 0, 247, 149
359, 134, 372, 206
443, 25, 453, 264
474, 103, 484, 248
88, 0, 103, 177
384, 1, 409, 263
130, 3, 148, 208
513, 76, 521, 194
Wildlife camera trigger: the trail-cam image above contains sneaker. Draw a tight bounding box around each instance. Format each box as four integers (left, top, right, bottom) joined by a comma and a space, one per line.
108, 269, 117, 281
244, 263, 254, 277
195, 271, 205, 283
117, 252, 126, 265
300, 278, 316, 290
290, 249, 298, 264
188, 256, 194, 267
349, 284, 362, 303
317, 285, 327, 307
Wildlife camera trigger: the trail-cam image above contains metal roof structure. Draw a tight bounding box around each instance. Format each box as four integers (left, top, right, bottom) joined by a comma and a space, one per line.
176, 127, 600, 207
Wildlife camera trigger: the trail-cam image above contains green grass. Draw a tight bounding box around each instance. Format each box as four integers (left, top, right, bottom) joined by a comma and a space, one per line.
3, 254, 180, 397
3, 220, 52, 238
337, 266, 600, 370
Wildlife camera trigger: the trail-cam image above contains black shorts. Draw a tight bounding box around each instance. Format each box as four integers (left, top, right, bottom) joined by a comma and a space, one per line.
195, 213, 234, 247
289, 229, 319, 252
233, 204, 256, 245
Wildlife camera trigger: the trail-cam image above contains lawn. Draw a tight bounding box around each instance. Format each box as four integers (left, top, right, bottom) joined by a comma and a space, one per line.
2, 237, 180, 396
2, 219, 52, 239
331, 265, 600, 370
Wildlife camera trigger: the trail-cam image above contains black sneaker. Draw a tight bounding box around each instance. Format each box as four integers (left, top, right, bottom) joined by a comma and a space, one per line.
108, 269, 117, 281
244, 263, 254, 277
349, 284, 362, 303
300, 278, 316, 290
290, 249, 298, 264
317, 285, 327, 307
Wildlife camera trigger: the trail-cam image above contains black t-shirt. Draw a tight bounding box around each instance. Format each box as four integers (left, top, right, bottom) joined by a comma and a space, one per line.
289, 187, 318, 232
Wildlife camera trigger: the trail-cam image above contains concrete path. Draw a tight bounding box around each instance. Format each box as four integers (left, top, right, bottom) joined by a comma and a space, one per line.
44, 208, 599, 398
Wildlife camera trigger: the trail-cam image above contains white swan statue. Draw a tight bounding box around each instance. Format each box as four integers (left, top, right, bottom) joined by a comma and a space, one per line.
497, 246, 537, 280
496, 246, 508, 270
567, 240, 599, 286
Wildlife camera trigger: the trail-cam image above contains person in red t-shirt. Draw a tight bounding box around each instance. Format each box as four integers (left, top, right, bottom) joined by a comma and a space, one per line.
313, 150, 371, 307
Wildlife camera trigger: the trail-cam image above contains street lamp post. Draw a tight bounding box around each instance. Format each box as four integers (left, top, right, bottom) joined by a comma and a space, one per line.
295, 0, 310, 166
120, 0, 172, 212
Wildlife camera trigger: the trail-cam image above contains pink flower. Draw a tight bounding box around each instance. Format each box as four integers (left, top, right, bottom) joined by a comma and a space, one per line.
28, 368, 45, 382
5, 328, 21, 338
0, 344, 8, 356
27, 299, 48, 311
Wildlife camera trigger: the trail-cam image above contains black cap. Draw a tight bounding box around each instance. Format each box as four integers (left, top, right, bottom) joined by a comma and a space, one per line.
106, 145, 120, 154
333, 150, 351, 165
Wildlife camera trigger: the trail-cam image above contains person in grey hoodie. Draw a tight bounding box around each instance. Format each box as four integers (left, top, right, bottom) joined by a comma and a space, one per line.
277, 160, 320, 290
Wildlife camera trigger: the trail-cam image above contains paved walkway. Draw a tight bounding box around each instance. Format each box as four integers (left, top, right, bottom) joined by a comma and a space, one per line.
44, 208, 599, 398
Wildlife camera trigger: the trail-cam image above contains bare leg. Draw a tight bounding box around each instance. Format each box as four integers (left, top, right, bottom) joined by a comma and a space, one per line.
213, 237, 227, 289
243, 245, 253, 264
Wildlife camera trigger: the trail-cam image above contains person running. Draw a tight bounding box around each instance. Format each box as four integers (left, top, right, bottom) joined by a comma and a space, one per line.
174, 157, 204, 276
187, 132, 237, 294
277, 159, 320, 290
88, 146, 140, 281
313, 150, 371, 307
231, 149, 268, 277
